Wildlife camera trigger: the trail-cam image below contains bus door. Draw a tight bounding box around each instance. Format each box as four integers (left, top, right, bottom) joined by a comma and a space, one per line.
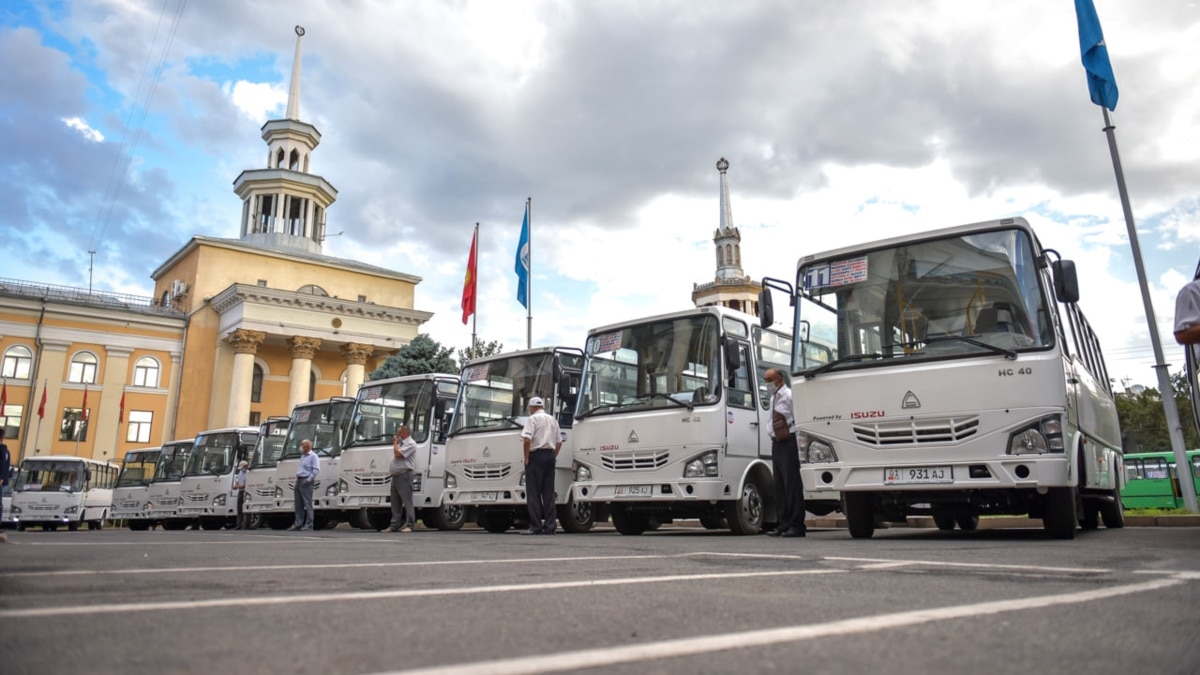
425, 395, 454, 481
724, 338, 763, 459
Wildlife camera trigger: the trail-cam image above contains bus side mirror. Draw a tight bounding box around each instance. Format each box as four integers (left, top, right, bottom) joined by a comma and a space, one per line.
1052, 259, 1080, 303
759, 288, 774, 329
725, 339, 742, 371
558, 371, 572, 402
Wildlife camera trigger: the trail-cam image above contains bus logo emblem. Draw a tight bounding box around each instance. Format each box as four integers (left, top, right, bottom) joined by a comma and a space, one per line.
628, 431, 640, 444
482, 447, 491, 457
901, 391, 921, 409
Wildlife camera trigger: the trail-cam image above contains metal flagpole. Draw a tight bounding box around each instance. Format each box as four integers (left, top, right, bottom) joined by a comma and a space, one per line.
525, 197, 532, 350
471, 222, 479, 355
1100, 107, 1198, 513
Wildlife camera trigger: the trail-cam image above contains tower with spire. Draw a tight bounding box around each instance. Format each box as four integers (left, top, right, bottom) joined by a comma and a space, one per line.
233, 25, 337, 254
692, 157, 761, 315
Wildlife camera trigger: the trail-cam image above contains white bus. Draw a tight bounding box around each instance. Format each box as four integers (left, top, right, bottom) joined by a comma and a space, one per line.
112, 446, 163, 530
442, 347, 595, 534
760, 216, 1123, 539
570, 306, 813, 535
275, 398, 355, 529
242, 416, 290, 529
144, 438, 195, 530
341, 374, 462, 531
173, 426, 260, 530
11, 456, 119, 531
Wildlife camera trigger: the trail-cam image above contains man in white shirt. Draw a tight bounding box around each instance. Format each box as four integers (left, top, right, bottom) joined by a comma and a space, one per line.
520, 396, 562, 535
289, 440, 319, 531
232, 460, 249, 530
387, 425, 418, 533
765, 369, 806, 538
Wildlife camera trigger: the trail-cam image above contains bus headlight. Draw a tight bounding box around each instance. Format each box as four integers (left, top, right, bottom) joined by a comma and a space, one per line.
11, 506, 21, 516
325, 482, 340, 497
684, 450, 719, 478
798, 433, 838, 463
338, 478, 349, 494
274, 486, 283, 499
1007, 416, 1065, 455
518, 471, 526, 487
213, 494, 227, 506
444, 473, 457, 489
64, 505, 78, 514
574, 462, 592, 482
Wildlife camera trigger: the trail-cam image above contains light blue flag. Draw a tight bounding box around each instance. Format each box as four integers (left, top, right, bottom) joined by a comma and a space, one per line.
1074, 0, 1118, 110
515, 206, 530, 309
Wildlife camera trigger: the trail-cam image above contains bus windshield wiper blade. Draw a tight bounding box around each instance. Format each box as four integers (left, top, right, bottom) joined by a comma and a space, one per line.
637, 392, 694, 412
344, 434, 391, 448
800, 353, 883, 378
923, 336, 1018, 360
499, 416, 524, 429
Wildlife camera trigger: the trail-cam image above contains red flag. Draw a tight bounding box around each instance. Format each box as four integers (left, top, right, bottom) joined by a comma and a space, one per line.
37, 385, 46, 420
1, 381, 6, 412
118, 392, 126, 423
460, 227, 478, 325
82, 385, 89, 422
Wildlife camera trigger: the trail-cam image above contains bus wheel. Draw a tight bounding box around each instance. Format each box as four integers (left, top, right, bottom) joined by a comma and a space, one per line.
1042, 487, 1078, 540
609, 507, 650, 535
477, 510, 514, 534
268, 515, 292, 530
67, 522, 80, 532
426, 503, 467, 531
1079, 507, 1099, 530
558, 496, 595, 533
843, 492, 876, 539
1099, 489, 1125, 529
725, 477, 766, 535
199, 517, 225, 531
699, 513, 727, 530
45, 524, 58, 532
88, 518, 104, 531
955, 514, 979, 531
932, 511, 957, 531
17, 523, 26, 532
128, 520, 151, 531
367, 509, 392, 532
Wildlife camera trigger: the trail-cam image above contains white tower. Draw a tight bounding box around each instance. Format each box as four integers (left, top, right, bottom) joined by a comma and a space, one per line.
233, 26, 338, 254
692, 157, 761, 315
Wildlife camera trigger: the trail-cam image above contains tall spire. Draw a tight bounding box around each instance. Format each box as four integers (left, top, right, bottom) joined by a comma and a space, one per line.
717, 157, 734, 234
713, 157, 744, 281
285, 25, 305, 121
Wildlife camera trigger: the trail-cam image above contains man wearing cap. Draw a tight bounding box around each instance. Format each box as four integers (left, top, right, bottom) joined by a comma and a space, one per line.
232, 459, 249, 530
520, 396, 562, 535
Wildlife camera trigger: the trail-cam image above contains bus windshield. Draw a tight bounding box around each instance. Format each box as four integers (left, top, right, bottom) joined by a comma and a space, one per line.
451, 353, 557, 434
116, 450, 161, 487
16, 460, 86, 493
153, 442, 194, 482
578, 314, 721, 418
796, 227, 1052, 376
348, 379, 443, 447
252, 419, 290, 468
281, 401, 355, 459
185, 432, 243, 476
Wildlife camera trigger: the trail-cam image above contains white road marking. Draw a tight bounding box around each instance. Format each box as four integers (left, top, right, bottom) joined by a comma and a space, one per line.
0, 569, 843, 619
376, 577, 1186, 675
693, 551, 1111, 574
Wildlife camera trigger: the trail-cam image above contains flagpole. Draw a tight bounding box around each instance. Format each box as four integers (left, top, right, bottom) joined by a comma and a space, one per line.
1099, 107, 1198, 513
525, 197, 532, 350
471, 222, 479, 354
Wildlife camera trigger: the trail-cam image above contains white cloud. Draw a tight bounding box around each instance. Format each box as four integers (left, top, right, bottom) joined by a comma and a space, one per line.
61, 116, 103, 142
224, 80, 286, 122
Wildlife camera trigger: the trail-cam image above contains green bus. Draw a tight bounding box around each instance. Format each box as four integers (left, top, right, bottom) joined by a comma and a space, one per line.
1121, 450, 1200, 509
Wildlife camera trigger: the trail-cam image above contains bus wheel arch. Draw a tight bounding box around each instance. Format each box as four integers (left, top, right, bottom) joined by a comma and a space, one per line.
725, 466, 769, 535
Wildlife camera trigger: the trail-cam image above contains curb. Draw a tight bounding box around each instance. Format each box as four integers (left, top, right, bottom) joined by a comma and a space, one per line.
806, 515, 1200, 529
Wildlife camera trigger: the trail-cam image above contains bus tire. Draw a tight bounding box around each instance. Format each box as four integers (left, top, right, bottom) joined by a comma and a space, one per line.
67, 522, 79, 532
128, 520, 151, 531
199, 517, 225, 531
17, 523, 26, 531
1099, 489, 1125, 529
477, 509, 514, 534
88, 518, 104, 531
699, 513, 727, 530
955, 514, 979, 531
932, 512, 956, 531
426, 503, 467, 531
844, 492, 875, 539
609, 507, 650, 536
1079, 507, 1099, 530
367, 509, 392, 532
724, 476, 766, 535
558, 496, 595, 533
1042, 486, 1078, 540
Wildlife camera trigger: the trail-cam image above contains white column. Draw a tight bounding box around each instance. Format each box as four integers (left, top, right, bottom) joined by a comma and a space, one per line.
340, 343, 375, 398
226, 329, 266, 427
288, 336, 322, 411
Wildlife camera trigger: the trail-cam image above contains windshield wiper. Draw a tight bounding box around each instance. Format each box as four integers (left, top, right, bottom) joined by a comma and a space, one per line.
499, 416, 524, 429
344, 434, 391, 448
922, 336, 1018, 360
800, 353, 883, 379
575, 404, 614, 420
636, 392, 694, 412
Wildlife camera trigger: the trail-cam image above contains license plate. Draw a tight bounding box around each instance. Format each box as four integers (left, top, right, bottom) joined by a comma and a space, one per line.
884, 466, 953, 485
615, 485, 653, 497
475, 492, 498, 502
360, 496, 381, 505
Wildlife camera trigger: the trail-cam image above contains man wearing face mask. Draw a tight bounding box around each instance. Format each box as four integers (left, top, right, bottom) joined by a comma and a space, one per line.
765, 368, 806, 537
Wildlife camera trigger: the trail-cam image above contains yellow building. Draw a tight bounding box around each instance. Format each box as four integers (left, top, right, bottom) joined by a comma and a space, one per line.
0, 28, 430, 463
692, 158, 762, 315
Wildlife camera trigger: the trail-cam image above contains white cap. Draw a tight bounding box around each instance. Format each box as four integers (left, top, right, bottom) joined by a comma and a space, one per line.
238, 460, 249, 469
528, 396, 544, 408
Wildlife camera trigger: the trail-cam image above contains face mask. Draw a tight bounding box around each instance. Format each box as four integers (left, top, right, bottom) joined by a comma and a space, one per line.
767, 382, 778, 396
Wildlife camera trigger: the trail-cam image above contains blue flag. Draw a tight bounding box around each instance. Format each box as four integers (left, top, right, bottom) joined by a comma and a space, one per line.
515, 206, 530, 309
1074, 0, 1118, 110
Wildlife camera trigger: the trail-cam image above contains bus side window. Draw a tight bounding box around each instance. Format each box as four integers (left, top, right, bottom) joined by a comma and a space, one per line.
727, 343, 754, 409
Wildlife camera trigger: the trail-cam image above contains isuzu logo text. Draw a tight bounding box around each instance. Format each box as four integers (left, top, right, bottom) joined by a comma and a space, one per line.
850, 410, 885, 419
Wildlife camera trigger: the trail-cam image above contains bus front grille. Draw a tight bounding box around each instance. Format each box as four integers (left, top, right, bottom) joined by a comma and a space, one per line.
463, 464, 512, 480
601, 451, 670, 471
852, 416, 980, 446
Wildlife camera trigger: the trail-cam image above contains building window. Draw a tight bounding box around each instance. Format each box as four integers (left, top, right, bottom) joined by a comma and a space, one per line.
126, 410, 153, 443
309, 371, 316, 402
68, 352, 99, 384
60, 408, 88, 441
133, 357, 160, 388
251, 364, 264, 403
249, 411, 261, 426
2, 345, 32, 379
2, 404, 22, 440
297, 284, 328, 296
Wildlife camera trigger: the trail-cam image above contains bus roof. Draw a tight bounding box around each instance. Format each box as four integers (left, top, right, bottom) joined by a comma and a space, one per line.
794, 216, 1040, 269
585, 304, 763, 337
462, 345, 580, 369
362, 373, 461, 388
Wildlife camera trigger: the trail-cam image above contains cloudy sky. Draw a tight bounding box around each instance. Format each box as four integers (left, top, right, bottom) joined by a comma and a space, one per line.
2, 0, 1198, 389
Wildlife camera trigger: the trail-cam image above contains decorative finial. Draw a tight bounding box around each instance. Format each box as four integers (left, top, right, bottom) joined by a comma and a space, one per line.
295, 25, 305, 36
716, 157, 729, 173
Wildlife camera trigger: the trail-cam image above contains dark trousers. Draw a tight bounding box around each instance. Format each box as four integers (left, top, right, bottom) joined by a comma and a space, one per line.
525, 449, 557, 533
293, 477, 314, 528
235, 490, 246, 529
389, 470, 415, 529
772, 434, 807, 532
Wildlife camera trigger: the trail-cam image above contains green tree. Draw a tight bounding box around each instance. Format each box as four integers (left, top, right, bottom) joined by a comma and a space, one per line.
1115, 370, 1200, 453
368, 334, 457, 381
457, 339, 504, 370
